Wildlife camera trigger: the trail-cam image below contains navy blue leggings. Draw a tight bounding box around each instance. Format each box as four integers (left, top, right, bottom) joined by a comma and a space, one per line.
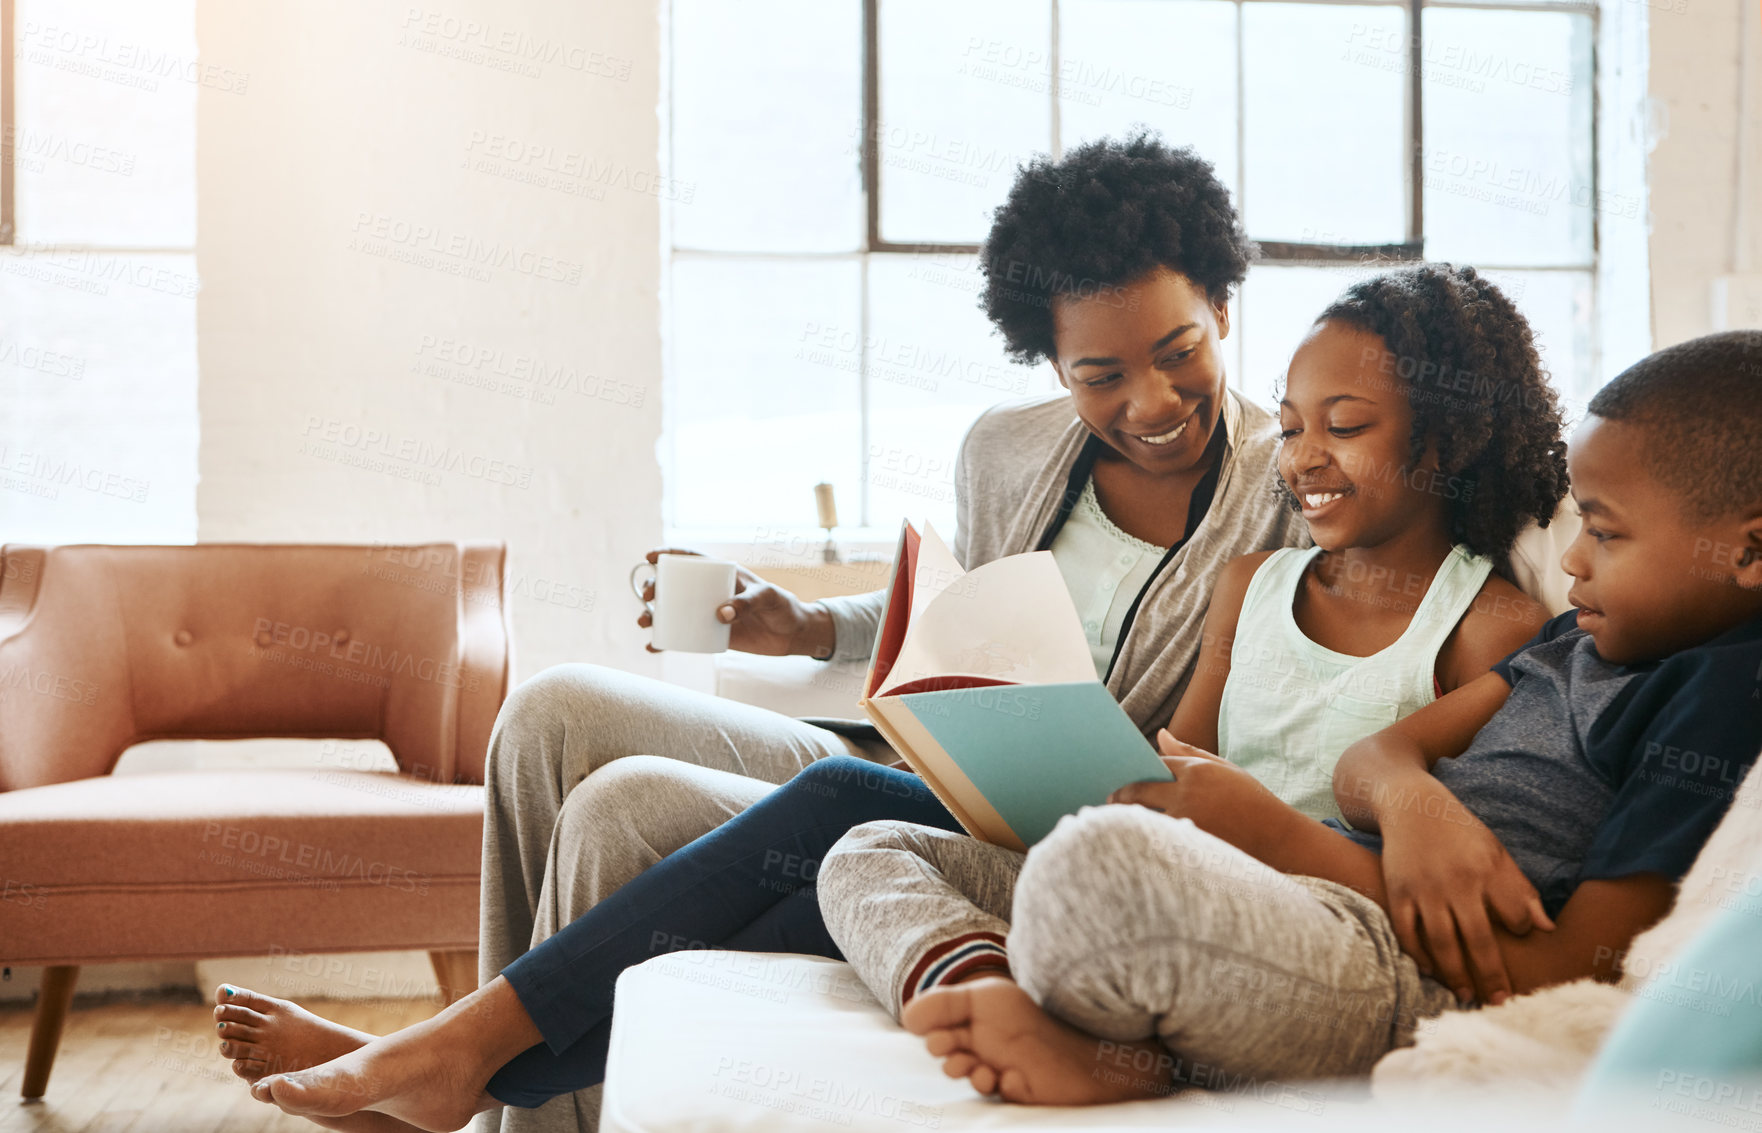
484, 755, 957, 1108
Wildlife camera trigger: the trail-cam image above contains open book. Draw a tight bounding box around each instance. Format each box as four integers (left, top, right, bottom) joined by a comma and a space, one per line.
858, 521, 1171, 852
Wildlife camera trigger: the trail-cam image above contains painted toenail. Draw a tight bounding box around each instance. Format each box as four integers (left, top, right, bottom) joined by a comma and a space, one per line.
218, 1023, 225, 1030
223, 985, 235, 996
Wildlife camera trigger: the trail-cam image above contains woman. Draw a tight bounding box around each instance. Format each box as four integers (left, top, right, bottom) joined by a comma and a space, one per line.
219, 131, 1309, 1132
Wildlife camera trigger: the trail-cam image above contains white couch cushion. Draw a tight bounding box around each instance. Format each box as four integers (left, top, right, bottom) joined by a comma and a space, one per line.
601, 950, 1736, 1132
601, 951, 1319, 1131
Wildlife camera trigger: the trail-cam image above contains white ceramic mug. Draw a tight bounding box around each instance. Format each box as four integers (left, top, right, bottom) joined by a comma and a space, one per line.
629, 554, 737, 653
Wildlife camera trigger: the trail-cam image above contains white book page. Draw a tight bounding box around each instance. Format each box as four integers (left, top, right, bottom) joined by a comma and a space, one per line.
908, 523, 966, 628
880, 548, 1096, 692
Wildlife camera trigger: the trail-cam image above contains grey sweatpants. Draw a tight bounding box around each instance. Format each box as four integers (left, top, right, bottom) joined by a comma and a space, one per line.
475, 663, 888, 1133
818, 804, 1459, 1090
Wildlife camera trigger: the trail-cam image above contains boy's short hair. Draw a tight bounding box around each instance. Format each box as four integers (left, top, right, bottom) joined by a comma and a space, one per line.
1587, 330, 1762, 520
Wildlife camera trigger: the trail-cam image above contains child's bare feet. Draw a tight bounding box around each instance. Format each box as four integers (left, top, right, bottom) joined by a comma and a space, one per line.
248, 976, 539, 1132
213, 985, 373, 1083
901, 977, 1175, 1106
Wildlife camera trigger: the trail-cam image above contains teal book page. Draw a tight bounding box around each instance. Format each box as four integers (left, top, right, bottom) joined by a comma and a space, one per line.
898, 681, 1171, 847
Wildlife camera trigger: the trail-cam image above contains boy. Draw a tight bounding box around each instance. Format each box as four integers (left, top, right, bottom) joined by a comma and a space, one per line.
816, 330, 1762, 1104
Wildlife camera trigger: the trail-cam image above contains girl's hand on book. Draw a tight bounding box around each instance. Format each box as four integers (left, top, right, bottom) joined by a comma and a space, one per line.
1379, 791, 1555, 1007
1108, 731, 1288, 856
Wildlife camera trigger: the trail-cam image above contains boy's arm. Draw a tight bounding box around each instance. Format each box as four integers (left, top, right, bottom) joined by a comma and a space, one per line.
1333, 673, 1558, 1003
1491, 874, 1675, 992
1130, 674, 1519, 913
1163, 552, 1269, 755
1143, 765, 1674, 999
1332, 670, 1516, 832
1260, 820, 1675, 995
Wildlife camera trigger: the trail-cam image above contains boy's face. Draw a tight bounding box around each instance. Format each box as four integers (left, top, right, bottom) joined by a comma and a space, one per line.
1561, 415, 1762, 664
1050, 266, 1231, 478
1276, 321, 1445, 551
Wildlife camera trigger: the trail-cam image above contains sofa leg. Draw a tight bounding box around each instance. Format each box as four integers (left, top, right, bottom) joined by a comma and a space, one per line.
429, 950, 477, 1006
21, 965, 79, 1100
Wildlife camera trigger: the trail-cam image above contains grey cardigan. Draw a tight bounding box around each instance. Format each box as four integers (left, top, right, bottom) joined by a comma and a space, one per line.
820, 388, 1312, 738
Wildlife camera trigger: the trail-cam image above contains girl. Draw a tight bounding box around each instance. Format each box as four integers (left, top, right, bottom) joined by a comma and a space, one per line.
813, 262, 1569, 1022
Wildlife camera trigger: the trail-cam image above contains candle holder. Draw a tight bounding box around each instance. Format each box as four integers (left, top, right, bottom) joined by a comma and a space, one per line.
813, 482, 842, 564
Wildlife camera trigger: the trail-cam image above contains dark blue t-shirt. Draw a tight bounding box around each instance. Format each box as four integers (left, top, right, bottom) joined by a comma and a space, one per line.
1332, 608, 1762, 916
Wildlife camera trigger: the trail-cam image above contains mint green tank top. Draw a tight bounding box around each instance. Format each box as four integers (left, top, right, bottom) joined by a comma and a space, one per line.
1217, 544, 1494, 822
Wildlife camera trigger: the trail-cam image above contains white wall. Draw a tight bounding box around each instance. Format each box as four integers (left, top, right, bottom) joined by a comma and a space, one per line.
195, 0, 665, 683
0, 0, 665, 1006
1648, 0, 1762, 342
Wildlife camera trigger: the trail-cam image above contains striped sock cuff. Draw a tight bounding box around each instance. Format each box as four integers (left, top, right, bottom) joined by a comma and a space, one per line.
902, 931, 1011, 1006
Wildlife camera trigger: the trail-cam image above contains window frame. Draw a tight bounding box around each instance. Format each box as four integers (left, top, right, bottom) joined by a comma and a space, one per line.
860, 0, 1431, 263
665, 0, 1604, 547
2, 0, 14, 245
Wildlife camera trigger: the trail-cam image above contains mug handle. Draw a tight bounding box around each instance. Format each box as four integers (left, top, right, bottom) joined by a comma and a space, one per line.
629, 561, 657, 617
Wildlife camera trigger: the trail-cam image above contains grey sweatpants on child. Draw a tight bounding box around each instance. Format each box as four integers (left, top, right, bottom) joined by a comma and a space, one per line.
473, 663, 889, 1133
818, 805, 1460, 1091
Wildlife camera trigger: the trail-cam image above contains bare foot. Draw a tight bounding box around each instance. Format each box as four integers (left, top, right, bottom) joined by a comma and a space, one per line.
901, 977, 1175, 1105
249, 976, 539, 1132
213, 985, 373, 1083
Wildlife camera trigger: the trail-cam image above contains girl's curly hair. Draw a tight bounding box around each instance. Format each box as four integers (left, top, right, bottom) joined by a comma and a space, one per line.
1306, 263, 1570, 571
979, 130, 1255, 365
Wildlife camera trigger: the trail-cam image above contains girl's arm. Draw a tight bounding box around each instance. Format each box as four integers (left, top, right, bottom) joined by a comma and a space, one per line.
1435, 574, 1548, 693
1162, 551, 1272, 754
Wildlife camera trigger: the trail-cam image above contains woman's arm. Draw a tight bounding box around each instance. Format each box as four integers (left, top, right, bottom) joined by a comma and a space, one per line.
1162, 551, 1272, 754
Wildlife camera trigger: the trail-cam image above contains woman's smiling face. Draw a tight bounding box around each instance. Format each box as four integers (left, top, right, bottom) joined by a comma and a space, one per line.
1049, 266, 1232, 477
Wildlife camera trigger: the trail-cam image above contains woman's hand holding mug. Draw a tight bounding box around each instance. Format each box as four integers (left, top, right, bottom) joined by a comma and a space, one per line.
631, 548, 837, 657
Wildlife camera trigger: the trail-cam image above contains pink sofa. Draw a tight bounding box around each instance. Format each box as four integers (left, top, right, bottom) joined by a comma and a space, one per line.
0, 543, 511, 1099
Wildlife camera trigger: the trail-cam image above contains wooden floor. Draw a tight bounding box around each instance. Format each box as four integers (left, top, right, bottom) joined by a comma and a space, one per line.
0, 996, 442, 1133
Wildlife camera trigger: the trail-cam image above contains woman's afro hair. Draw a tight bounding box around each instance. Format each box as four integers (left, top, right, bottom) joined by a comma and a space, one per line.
1306, 263, 1571, 570
979, 130, 1254, 365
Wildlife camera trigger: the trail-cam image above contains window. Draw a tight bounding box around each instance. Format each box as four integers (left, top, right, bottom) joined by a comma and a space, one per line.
0, 0, 200, 543
665, 0, 1606, 542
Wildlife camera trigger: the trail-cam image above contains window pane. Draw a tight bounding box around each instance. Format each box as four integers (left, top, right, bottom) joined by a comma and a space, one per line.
1479, 269, 1594, 416
1236, 265, 1592, 426
878, 0, 1052, 244
1422, 9, 1594, 266
1237, 264, 1378, 410
1244, 4, 1406, 245
672, 0, 862, 252
668, 258, 862, 530
14, 0, 198, 246
865, 253, 1053, 533
1058, 0, 1239, 199
0, 252, 197, 541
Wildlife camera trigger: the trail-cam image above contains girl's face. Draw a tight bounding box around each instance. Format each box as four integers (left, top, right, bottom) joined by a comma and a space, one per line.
1049, 266, 1231, 477
1277, 320, 1450, 551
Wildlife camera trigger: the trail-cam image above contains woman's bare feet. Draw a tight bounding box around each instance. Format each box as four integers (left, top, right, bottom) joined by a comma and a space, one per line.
249, 976, 540, 1132
213, 985, 373, 1083
901, 977, 1176, 1105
